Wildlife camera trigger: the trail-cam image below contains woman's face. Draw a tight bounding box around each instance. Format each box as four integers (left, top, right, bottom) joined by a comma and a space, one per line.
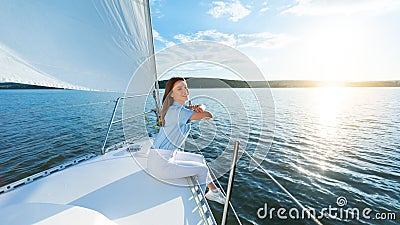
171, 80, 189, 104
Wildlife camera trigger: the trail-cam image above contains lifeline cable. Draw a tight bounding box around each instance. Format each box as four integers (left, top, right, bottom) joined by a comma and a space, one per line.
204, 119, 324, 225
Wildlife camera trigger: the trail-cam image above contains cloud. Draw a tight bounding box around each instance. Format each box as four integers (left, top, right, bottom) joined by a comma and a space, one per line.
237, 32, 296, 49
174, 30, 237, 47
173, 30, 294, 49
283, 0, 400, 16
153, 29, 175, 47
207, 0, 251, 22
260, 1, 269, 13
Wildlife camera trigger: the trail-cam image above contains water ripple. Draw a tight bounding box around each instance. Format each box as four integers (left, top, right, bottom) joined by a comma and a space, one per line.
1, 88, 399, 225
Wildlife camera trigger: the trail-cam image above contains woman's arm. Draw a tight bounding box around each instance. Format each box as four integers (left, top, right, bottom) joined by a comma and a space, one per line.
190, 111, 213, 120
189, 104, 204, 112
188, 104, 212, 120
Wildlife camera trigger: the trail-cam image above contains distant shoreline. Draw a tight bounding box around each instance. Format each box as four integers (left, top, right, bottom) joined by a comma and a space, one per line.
264, 80, 400, 88
159, 78, 400, 89
2, 79, 400, 90
0, 82, 65, 90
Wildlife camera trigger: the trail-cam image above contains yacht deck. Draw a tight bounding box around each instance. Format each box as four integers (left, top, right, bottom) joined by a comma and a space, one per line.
0, 140, 215, 225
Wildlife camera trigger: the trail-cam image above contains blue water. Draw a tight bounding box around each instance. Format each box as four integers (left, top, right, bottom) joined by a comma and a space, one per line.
0, 90, 122, 184
0, 88, 399, 225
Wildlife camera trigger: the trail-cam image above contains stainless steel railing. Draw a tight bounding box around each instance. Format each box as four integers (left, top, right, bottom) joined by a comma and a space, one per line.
203, 119, 324, 225
101, 94, 150, 155
221, 141, 240, 225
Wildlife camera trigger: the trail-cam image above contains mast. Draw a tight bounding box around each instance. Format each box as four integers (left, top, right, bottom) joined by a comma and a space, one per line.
143, 0, 161, 119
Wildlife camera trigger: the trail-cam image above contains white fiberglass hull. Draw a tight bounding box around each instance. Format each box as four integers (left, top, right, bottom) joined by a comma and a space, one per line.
0, 139, 216, 225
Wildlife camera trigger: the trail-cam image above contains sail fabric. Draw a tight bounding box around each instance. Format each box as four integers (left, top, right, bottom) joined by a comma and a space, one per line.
0, 0, 156, 92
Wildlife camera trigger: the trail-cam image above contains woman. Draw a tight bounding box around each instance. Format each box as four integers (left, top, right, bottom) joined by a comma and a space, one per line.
148, 77, 225, 204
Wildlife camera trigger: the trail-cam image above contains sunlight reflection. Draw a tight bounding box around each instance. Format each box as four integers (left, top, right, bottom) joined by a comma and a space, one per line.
314, 158, 328, 171
314, 86, 347, 128
312, 86, 348, 170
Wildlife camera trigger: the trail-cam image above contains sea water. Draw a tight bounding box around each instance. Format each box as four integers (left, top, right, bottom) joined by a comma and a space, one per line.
0, 88, 399, 225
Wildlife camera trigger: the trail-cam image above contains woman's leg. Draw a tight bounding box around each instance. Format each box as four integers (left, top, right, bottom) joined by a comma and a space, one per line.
172, 160, 209, 190
173, 151, 218, 191
173, 151, 206, 163
147, 150, 210, 191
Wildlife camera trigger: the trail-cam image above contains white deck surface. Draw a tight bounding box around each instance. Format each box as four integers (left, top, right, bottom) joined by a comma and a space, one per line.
0, 140, 212, 225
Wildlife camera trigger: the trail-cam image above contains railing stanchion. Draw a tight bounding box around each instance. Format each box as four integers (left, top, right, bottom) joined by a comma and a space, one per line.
101, 97, 121, 155
100, 94, 149, 155
221, 141, 240, 225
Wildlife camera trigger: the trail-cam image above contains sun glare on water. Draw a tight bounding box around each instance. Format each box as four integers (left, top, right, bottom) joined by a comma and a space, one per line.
314, 86, 347, 127
311, 86, 349, 171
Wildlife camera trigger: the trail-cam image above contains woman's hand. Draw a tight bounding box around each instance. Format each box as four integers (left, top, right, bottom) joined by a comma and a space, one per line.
189, 104, 212, 121
189, 104, 205, 113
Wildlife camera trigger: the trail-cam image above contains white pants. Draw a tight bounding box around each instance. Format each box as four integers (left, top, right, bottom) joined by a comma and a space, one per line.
147, 149, 212, 192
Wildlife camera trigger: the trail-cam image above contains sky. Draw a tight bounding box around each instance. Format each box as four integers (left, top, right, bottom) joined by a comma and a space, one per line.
150, 0, 400, 82
1, 0, 399, 91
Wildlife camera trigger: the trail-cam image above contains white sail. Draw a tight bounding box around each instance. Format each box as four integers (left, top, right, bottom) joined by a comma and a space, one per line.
0, 0, 156, 92
0, 2, 218, 224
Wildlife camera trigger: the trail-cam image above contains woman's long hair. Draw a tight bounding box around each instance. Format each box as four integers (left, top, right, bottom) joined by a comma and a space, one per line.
159, 77, 185, 126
